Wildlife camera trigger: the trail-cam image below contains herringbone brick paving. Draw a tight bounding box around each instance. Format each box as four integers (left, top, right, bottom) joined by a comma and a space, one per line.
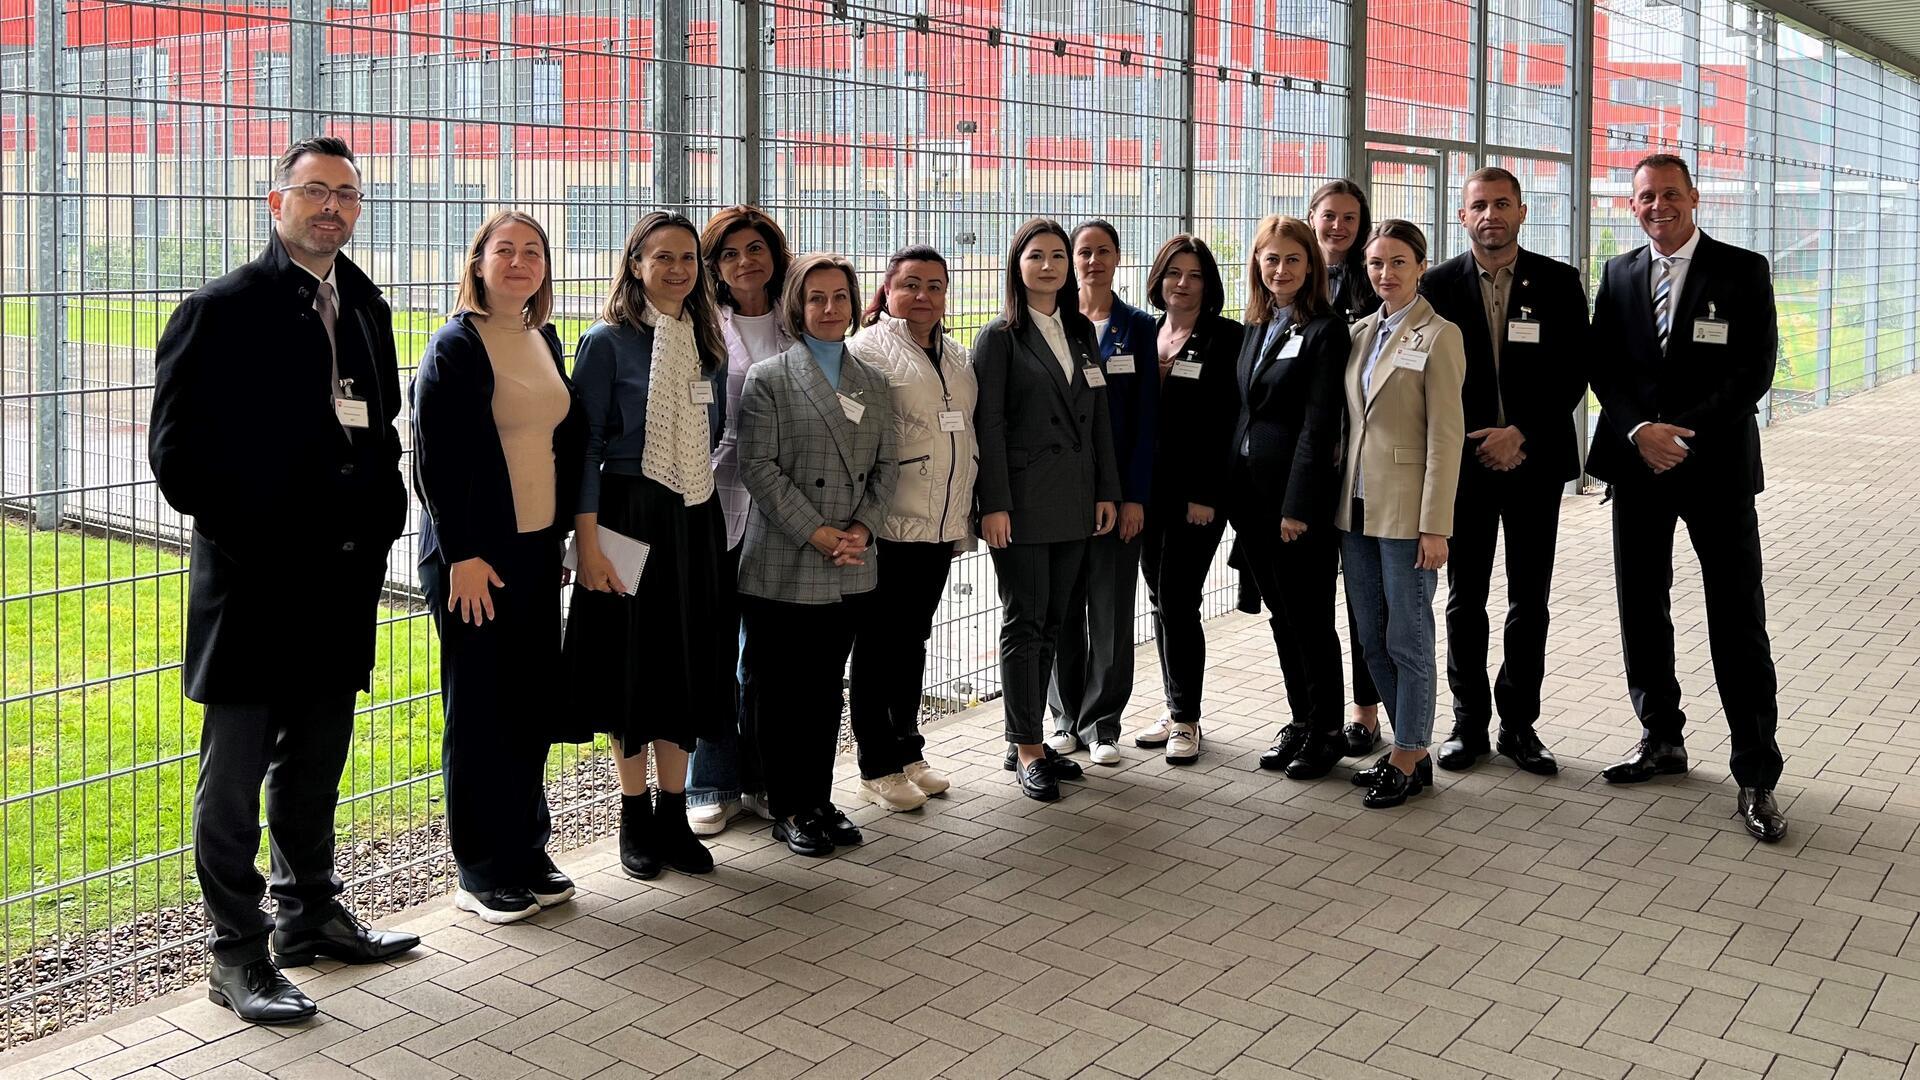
9, 380, 1920, 1079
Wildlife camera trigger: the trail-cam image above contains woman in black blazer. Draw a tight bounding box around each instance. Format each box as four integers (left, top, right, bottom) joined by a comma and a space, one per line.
413, 211, 585, 925
1133, 235, 1240, 766
973, 218, 1120, 802
1230, 214, 1353, 781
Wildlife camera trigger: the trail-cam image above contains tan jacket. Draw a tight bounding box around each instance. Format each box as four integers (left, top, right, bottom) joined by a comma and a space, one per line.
1334, 295, 1466, 539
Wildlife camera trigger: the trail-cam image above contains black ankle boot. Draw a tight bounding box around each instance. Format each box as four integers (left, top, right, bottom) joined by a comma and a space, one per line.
651, 791, 715, 874
620, 793, 661, 880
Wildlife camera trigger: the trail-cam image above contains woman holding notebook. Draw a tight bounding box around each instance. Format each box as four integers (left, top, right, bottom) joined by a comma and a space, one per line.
564, 210, 733, 880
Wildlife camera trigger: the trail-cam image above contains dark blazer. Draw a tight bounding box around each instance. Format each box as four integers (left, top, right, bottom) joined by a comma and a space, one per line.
1230, 313, 1351, 528
1330, 262, 1381, 326
572, 319, 728, 517
1151, 311, 1243, 513
972, 314, 1122, 545
1587, 230, 1775, 494
149, 233, 407, 702
411, 313, 587, 567
1418, 247, 1591, 485
1095, 296, 1162, 506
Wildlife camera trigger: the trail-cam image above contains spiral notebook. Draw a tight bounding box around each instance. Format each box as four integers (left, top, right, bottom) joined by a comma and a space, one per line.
562, 525, 651, 596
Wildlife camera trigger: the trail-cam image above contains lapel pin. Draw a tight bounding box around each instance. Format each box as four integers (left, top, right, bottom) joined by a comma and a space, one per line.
1521, 279, 1529, 288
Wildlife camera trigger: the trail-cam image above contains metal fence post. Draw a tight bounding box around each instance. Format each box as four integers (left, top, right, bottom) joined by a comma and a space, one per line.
741, 0, 762, 204
656, 0, 690, 212
289, 0, 323, 140
32, 0, 66, 530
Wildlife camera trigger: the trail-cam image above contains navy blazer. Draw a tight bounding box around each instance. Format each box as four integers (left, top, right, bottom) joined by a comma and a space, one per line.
1151, 311, 1242, 512
1094, 296, 1162, 506
412, 313, 588, 566
573, 319, 728, 516
1587, 230, 1775, 495
1230, 313, 1351, 529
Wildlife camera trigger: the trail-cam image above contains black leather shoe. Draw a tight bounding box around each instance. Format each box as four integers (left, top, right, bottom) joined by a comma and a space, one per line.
454, 886, 541, 924
1016, 755, 1060, 801
1351, 752, 1433, 789
1736, 787, 1788, 843
1362, 759, 1429, 809
1003, 745, 1083, 780
814, 805, 864, 847
1283, 736, 1346, 780
208, 957, 315, 1025
1436, 727, 1490, 772
532, 854, 576, 907
653, 791, 716, 874
1497, 728, 1559, 776
272, 910, 420, 967
1343, 721, 1381, 757
1259, 725, 1312, 771
1602, 737, 1688, 784
774, 813, 835, 857
619, 792, 662, 880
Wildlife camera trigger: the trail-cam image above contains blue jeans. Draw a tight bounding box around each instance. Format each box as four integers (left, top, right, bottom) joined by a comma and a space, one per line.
686, 620, 763, 806
1341, 521, 1438, 752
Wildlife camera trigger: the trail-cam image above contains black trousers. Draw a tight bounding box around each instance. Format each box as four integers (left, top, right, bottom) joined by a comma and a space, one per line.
1139, 505, 1226, 722
991, 539, 1088, 745
848, 540, 953, 779
1445, 474, 1564, 734
1049, 529, 1141, 745
1611, 482, 1783, 788
744, 592, 867, 818
424, 531, 560, 893
194, 693, 356, 964
1237, 514, 1346, 741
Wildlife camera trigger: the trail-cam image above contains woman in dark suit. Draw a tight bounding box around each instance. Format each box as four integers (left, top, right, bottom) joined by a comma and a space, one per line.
413, 211, 585, 924
1230, 215, 1354, 782
973, 218, 1121, 802
1133, 235, 1240, 765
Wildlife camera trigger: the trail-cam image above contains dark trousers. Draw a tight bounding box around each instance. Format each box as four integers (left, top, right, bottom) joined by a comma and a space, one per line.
1611, 483, 1783, 788
848, 540, 953, 778
1445, 474, 1564, 734
744, 593, 866, 818
991, 539, 1088, 745
424, 531, 560, 893
687, 543, 762, 805
194, 693, 356, 964
1139, 506, 1226, 722
1237, 515, 1346, 741
1049, 529, 1140, 745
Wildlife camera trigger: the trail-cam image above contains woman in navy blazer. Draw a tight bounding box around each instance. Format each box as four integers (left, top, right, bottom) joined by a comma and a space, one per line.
1229, 215, 1354, 782
412, 211, 585, 925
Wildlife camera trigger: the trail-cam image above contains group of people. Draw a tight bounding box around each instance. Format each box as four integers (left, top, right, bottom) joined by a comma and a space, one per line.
149, 135, 1789, 1027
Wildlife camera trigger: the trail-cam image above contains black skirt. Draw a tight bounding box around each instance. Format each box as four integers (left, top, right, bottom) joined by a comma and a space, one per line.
561, 471, 735, 752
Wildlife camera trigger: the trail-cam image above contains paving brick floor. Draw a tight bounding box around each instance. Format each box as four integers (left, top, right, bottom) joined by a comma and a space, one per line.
9, 379, 1920, 1079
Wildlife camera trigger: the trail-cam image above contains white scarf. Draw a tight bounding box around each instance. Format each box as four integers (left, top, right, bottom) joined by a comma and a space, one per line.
639, 300, 715, 506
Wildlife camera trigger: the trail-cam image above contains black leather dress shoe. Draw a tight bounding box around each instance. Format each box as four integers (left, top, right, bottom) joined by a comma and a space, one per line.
1736, 787, 1788, 843
1016, 755, 1061, 801
1343, 722, 1381, 757
1283, 736, 1346, 780
1436, 727, 1490, 772
1259, 725, 1311, 771
1351, 752, 1433, 789
1602, 737, 1688, 784
1497, 728, 1559, 776
1003, 745, 1083, 780
773, 813, 835, 857
272, 910, 420, 968
208, 958, 316, 1025
814, 805, 864, 847
1361, 759, 1429, 809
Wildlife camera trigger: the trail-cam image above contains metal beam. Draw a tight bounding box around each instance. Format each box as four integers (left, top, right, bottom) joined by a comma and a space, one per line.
655, 0, 690, 211
1348, 0, 1368, 184
289, 0, 323, 139
32, 0, 65, 528
1758, 0, 1920, 78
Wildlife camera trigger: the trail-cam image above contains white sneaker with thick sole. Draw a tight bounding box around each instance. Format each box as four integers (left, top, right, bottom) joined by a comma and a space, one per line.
1045, 731, 1080, 754
686, 798, 737, 837
741, 792, 775, 820
454, 888, 540, 925
1166, 723, 1200, 765
1132, 714, 1173, 748
1090, 742, 1121, 765
859, 773, 930, 811
903, 759, 951, 796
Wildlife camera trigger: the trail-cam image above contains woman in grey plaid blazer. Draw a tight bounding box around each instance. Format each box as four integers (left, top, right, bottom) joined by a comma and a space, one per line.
737, 253, 899, 857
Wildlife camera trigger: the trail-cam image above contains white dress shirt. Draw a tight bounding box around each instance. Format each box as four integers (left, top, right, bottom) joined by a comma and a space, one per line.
1032, 306, 1075, 383
1628, 227, 1704, 445
1356, 301, 1418, 500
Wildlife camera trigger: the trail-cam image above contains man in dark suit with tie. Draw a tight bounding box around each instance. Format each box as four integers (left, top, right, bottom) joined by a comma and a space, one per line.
1587, 153, 1786, 842
149, 136, 419, 1023
1418, 167, 1588, 777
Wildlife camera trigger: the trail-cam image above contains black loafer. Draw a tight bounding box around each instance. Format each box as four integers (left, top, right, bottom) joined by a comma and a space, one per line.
1497, 728, 1559, 776
1343, 722, 1381, 757
1259, 725, 1312, 771
208, 958, 315, 1025
1602, 736, 1688, 784
1352, 752, 1433, 789
1003, 745, 1083, 780
1361, 758, 1429, 809
814, 805, 864, 847
272, 910, 420, 968
1283, 737, 1346, 780
1015, 755, 1060, 801
773, 813, 835, 857
1736, 787, 1787, 843
1436, 727, 1490, 772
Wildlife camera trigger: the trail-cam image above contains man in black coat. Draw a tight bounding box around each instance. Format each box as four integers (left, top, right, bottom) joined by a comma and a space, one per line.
149, 136, 419, 1023
1587, 153, 1786, 843
1418, 167, 1589, 777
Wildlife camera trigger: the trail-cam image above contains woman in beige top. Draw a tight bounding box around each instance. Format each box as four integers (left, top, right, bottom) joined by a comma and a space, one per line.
411, 211, 585, 924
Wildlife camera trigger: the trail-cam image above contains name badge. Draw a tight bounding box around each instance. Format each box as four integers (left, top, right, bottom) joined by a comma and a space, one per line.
938, 410, 967, 432
838, 393, 866, 425
1392, 349, 1430, 372
1279, 336, 1304, 359
1083, 366, 1108, 389
1107, 354, 1137, 375
1693, 320, 1730, 345
334, 397, 371, 428
689, 380, 716, 405
1170, 359, 1204, 380
1507, 320, 1542, 344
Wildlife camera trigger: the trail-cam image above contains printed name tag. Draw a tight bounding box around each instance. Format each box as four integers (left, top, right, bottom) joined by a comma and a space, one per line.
1107, 354, 1137, 374
1170, 360, 1204, 380
1083, 366, 1108, 388
838, 393, 866, 424
1693, 319, 1730, 345
334, 397, 370, 428
1392, 349, 1430, 372
689, 380, 716, 405
1279, 336, 1304, 359
1507, 320, 1542, 344
938, 410, 967, 432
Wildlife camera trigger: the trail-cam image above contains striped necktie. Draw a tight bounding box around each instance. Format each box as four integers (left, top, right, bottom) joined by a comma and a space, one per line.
1652, 257, 1673, 354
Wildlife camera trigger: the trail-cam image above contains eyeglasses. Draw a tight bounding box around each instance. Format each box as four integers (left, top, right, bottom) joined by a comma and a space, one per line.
276, 183, 366, 208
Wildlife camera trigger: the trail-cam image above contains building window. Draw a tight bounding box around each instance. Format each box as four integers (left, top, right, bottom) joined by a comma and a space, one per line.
566, 185, 643, 254
66, 46, 170, 120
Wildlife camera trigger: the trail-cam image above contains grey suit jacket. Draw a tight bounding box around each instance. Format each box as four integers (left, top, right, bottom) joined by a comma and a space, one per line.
972, 315, 1122, 545
736, 342, 898, 604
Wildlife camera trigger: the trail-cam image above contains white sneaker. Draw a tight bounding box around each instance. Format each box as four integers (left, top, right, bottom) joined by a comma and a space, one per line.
903, 759, 950, 796
859, 773, 930, 811
454, 888, 540, 925
1045, 731, 1080, 754
1089, 742, 1121, 766
741, 792, 775, 821
687, 798, 737, 837
1166, 723, 1200, 765
1132, 714, 1173, 748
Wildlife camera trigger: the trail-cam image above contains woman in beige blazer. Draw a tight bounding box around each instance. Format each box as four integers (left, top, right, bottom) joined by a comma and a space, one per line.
1334, 219, 1466, 809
